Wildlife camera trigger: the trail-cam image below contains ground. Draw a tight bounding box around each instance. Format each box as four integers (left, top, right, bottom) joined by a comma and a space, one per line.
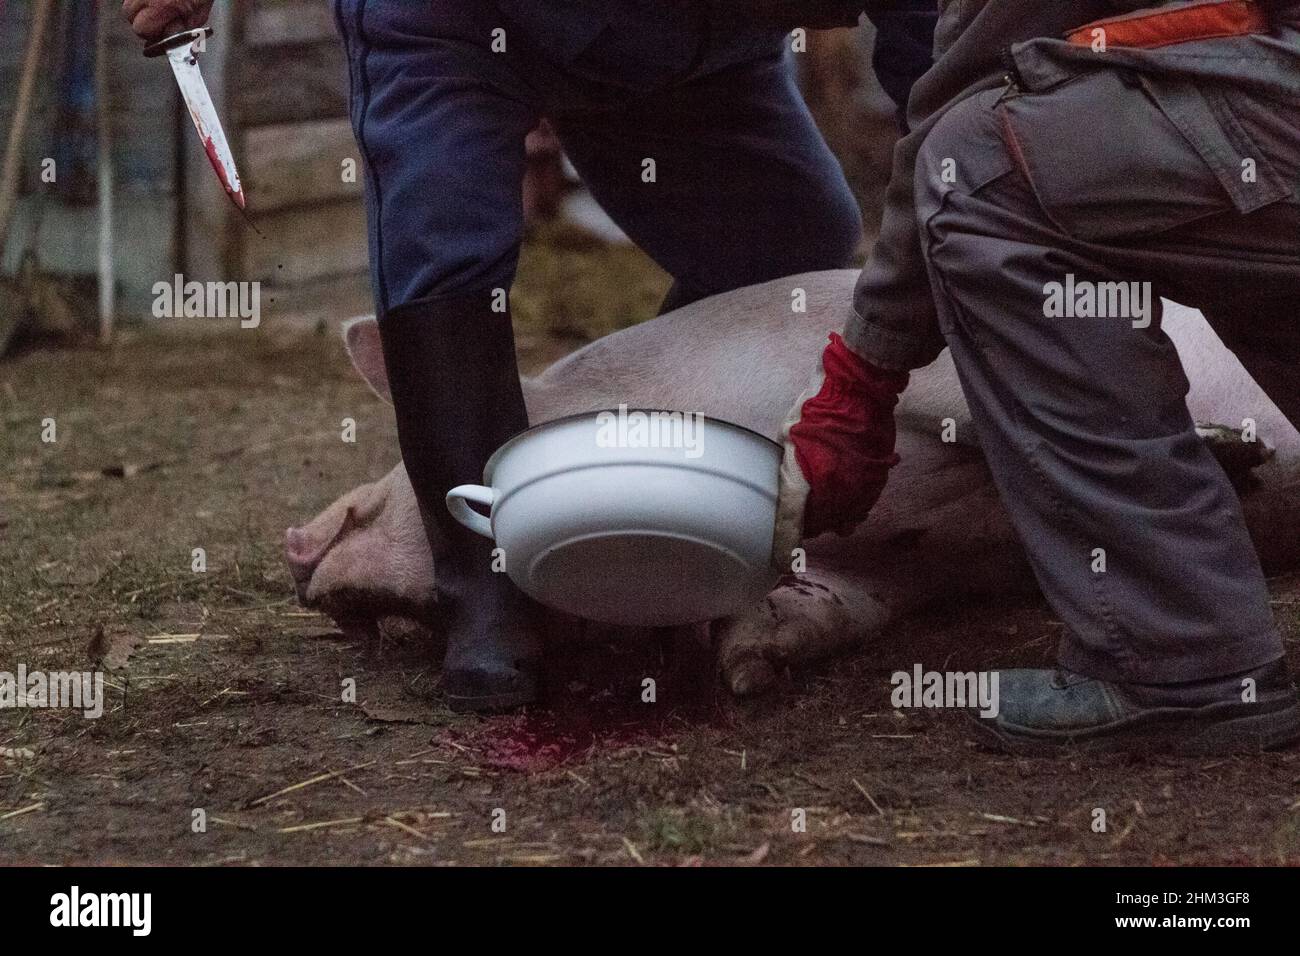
2, 229, 1299, 867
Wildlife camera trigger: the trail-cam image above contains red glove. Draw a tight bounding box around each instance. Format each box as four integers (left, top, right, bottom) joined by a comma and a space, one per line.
772, 333, 908, 566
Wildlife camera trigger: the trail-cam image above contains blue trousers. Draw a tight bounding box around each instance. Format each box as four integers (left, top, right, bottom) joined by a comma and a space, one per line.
334, 0, 930, 316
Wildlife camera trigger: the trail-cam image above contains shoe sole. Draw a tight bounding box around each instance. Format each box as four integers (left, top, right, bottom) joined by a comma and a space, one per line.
444, 673, 540, 714
969, 698, 1300, 757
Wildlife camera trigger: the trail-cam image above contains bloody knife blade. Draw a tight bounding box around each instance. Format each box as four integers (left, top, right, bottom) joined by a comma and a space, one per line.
145, 27, 245, 210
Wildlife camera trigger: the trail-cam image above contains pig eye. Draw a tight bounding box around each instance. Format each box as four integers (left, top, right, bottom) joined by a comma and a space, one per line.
311, 505, 368, 565
346, 486, 385, 526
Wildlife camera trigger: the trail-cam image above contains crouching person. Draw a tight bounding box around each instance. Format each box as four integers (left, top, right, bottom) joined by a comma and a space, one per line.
777, 0, 1300, 753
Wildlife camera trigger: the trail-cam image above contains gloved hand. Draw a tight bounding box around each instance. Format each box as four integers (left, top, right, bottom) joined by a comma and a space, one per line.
772, 333, 909, 568
121, 0, 214, 43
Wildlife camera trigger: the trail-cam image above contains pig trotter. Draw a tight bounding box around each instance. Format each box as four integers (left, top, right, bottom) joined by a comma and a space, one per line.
715, 568, 883, 697
378, 291, 539, 712
1195, 421, 1275, 485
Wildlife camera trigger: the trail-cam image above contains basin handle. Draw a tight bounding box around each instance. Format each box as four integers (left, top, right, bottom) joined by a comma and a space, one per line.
445, 485, 496, 539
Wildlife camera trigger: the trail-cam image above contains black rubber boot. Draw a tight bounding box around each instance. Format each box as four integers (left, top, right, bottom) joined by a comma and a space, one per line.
378, 290, 539, 712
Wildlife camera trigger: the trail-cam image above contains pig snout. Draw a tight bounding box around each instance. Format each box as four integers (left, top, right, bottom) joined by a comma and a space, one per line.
283, 505, 355, 606
282, 466, 440, 622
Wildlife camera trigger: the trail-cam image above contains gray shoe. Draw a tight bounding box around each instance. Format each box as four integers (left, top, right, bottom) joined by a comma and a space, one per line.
971, 661, 1300, 756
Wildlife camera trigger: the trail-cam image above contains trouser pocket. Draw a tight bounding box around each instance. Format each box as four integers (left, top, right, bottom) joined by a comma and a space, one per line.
999, 69, 1289, 242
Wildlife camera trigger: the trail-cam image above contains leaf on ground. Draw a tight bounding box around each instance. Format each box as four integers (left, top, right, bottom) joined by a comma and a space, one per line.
88, 627, 144, 670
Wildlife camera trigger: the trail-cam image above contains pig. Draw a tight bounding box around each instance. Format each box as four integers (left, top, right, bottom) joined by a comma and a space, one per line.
285, 270, 1300, 696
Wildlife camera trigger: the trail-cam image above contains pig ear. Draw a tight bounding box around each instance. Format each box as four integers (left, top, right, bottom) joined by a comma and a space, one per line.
342, 316, 392, 404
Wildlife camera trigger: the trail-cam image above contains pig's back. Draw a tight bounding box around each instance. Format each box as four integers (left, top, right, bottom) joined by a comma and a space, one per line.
526, 270, 855, 438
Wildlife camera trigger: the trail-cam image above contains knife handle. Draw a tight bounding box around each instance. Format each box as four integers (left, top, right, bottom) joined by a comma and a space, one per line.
143, 27, 214, 59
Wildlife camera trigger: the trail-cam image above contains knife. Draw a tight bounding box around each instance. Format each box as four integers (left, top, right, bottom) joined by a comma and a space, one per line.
144, 27, 245, 210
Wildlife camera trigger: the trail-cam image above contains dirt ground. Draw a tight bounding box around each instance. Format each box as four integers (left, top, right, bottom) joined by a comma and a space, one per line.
2, 233, 1299, 867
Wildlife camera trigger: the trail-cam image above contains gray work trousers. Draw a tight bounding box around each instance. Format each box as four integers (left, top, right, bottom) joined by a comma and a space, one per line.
916, 74, 1300, 684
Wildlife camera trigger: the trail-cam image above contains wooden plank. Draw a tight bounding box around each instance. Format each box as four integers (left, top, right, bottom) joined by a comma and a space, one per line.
5, 194, 175, 299
244, 118, 362, 211
242, 198, 367, 284
110, 29, 178, 115
245, 0, 339, 47
0, 0, 34, 66
236, 41, 348, 127
258, 272, 374, 327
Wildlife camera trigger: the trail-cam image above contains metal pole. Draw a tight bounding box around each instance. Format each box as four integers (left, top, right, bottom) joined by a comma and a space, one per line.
96, 0, 116, 342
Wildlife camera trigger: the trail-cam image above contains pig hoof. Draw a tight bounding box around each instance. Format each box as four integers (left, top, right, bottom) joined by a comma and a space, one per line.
715, 569, 881, 698
341, 619, 381, 642
725, 657, 779, 697
1196, 421, 1275, 481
